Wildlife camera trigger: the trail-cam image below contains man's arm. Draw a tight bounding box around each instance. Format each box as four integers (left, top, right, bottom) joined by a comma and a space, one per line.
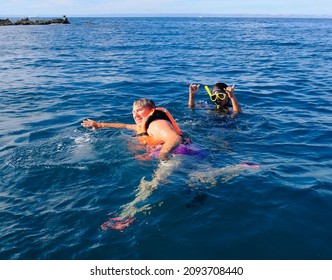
225, 85, 242, 117
188, 83, 200, 108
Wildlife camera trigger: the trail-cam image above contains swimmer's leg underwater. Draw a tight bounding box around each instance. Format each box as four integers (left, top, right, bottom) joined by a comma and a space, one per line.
101, 156, 181, 231
187, 162, 261, 187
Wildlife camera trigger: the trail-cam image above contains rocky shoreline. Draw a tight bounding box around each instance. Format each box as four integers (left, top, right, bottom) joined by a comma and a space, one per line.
0, 15, 70, 26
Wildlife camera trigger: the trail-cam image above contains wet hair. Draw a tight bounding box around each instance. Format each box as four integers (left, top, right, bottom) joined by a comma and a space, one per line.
212, 82, 228, 94
133, 98, 156, 109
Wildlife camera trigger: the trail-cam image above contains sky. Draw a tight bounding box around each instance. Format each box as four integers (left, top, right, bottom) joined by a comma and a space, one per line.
0, 0, 331, 17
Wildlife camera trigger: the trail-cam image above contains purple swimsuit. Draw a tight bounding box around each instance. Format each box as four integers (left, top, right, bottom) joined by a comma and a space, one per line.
149, 144, 204, 158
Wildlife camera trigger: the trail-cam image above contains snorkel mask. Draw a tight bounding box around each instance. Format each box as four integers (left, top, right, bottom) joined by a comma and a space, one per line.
205, 85, 227, 104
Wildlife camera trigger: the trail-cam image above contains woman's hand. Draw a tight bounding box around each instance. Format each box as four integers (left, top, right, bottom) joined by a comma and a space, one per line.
81, 119, 103, 129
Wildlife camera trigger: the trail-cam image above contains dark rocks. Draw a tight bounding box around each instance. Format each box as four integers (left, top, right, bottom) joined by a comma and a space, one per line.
0, 16, 70, 26
0, 19, 14, 26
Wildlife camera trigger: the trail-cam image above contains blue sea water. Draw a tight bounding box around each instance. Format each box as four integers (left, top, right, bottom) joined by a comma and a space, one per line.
0, 17, 332, 260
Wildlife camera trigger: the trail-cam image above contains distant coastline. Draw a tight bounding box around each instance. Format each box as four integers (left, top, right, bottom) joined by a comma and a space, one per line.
0, 15, 70, 26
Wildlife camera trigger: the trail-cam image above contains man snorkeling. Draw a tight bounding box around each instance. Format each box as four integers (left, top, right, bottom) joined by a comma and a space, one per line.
188, 82, 242, 118
82, 98, 185, 161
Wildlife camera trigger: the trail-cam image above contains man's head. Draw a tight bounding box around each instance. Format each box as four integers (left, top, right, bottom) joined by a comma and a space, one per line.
210, 82, 229, 107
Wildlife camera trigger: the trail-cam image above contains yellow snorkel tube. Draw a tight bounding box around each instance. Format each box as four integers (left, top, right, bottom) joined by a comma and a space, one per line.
204, 85, 213, 99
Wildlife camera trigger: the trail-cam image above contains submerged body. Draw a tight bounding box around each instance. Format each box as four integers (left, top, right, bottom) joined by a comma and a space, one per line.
82, 98, 207, 231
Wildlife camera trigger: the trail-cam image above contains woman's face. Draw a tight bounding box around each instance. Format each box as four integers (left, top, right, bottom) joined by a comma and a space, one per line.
132, 104, 152, 126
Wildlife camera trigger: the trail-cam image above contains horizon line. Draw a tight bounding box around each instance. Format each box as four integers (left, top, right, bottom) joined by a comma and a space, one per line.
1, 13, 332, 19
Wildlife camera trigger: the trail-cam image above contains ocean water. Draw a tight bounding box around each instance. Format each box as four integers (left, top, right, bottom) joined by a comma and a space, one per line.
0, 17, 331, 260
